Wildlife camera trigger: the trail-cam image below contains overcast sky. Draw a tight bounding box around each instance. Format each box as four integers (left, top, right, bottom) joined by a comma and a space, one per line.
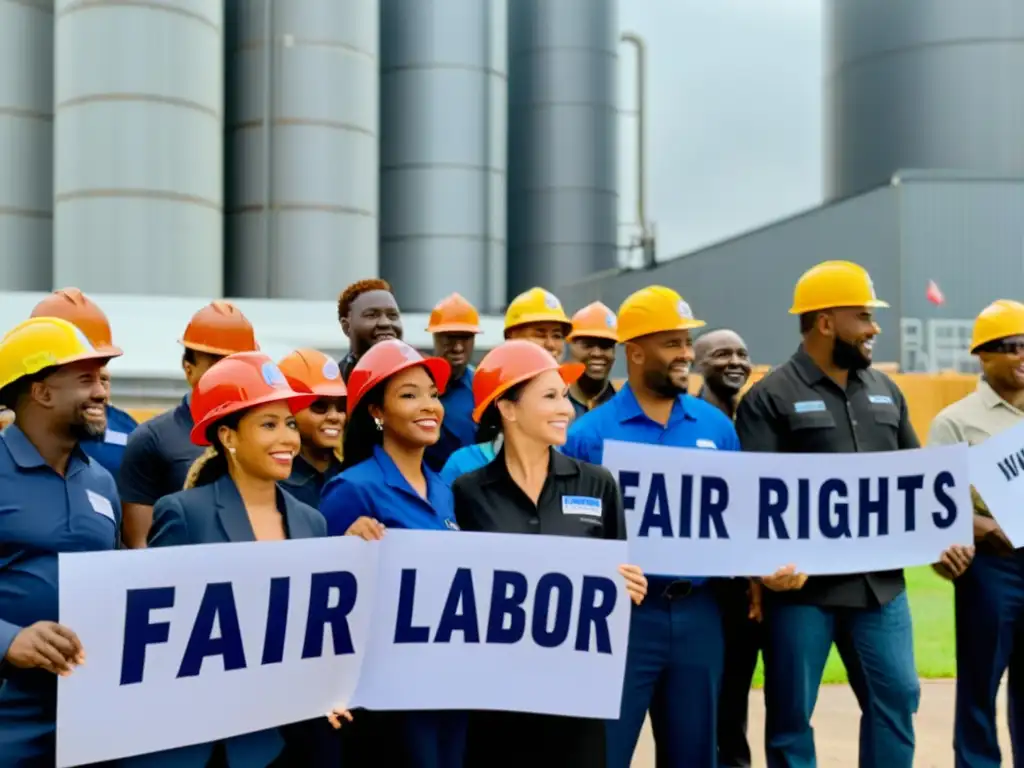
617, 0, 823, 265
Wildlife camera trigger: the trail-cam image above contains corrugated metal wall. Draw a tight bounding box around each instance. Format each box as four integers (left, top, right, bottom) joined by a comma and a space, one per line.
898, 176, 1024, 321
506, 0, 619, 299
826, 0, 1024, 200
53, 0, 224, 296
225, 0, 379, 299
0, 0, 53, 290
379, 0, 507, 313
559, 188, 902, 366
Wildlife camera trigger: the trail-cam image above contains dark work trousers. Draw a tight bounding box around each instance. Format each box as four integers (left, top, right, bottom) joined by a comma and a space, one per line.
954, 550, 1024, 768
716, 578, 763, 768
606, 578, 724, 768
762, 591, 919, 768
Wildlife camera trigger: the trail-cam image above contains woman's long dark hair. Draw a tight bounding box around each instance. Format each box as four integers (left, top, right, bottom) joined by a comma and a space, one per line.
341, 381, 387, 471
183, 411, 244, 490
474, 380, 526, 444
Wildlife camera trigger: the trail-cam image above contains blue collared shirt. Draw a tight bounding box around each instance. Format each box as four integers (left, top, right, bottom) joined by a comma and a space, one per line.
0, 426, 120, 762
424, 366, 477, 472
320, 444, 459, 535
118, 396, 204, 505
80, 403, 138, 477
562, 383, 740, 582
439, 440, 499, 485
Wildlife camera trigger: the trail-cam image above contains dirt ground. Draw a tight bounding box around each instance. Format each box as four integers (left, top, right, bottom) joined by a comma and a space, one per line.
630, 680, 1012, 767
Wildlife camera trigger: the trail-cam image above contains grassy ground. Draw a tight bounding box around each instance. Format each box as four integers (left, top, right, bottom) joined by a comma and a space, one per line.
750, 566, 956, 688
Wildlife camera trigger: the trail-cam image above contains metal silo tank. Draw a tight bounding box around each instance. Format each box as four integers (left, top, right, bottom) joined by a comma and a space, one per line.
226, 0, 379, 299
379, 0, 507, 313
0, 0, 53, 291
53, 0, 224, 296
826, 0, 1024, 201
506, 0, 619, 300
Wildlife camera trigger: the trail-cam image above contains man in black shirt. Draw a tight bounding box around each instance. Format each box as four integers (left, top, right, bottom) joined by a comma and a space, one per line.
695, 329, 759, 768
735, 260, 972, 768
336, 279, 403, 382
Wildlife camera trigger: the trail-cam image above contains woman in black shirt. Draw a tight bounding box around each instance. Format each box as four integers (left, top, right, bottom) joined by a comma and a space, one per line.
452, 340, 647, 768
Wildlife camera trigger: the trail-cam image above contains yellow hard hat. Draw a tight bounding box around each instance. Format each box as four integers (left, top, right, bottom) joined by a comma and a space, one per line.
970, 300, 1024, 353
617, 286, 705, 343
0, 316, 114, 392
789, 260, 889, 315
504, 287, 572, 334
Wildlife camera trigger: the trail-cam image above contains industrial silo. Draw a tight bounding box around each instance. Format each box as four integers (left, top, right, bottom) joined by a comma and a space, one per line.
0, 0, 53, 291
53, 0, 224, 296
379, 0, 507, 313
826, 0, 1024, 201
226, 0, 379, 299
506, 0, 619, 300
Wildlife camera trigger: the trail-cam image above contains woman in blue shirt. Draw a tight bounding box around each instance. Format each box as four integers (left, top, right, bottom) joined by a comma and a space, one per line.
320, 339, 466, 768
125, 352, 350, 768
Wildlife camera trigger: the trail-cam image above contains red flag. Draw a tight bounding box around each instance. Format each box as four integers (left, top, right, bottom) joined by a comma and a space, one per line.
926, 280, 945, 305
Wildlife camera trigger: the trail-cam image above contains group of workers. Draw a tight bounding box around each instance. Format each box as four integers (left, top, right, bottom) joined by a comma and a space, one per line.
0, 259, 1021, 768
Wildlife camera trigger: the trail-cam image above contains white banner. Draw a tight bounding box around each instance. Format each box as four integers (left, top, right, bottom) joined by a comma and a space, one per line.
601, 439, 973, 576
56, 531, 630, 767
968, 420, 1024, 545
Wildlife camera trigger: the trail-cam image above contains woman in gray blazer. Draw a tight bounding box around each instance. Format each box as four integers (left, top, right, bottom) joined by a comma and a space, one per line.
121, 352, 350, 768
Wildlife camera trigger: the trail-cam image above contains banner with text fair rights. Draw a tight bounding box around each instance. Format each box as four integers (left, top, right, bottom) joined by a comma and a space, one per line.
56, 531, 631, 767
601, 439, 973, 576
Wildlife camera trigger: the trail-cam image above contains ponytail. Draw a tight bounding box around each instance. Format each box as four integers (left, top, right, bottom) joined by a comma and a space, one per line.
184, 445, 228, 490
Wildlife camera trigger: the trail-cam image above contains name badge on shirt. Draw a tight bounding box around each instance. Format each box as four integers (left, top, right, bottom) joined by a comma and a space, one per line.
86, 490, 115, 522
562, 495, 602, 517
793, 400, 827, 413
868, 394, 894, 405
104, 429, 129, 446
695, 438, 718, 450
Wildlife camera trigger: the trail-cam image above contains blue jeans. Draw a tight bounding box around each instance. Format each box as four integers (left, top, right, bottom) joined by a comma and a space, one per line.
606, 580, 724, 768
954, 551, 1024, 767
763, 591, 919, 768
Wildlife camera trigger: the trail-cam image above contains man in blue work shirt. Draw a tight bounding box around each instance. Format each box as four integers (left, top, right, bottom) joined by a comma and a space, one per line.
118, 301, 259, 547
0, 316, 122, 765
424, 292, 481, 472
563, 285, 741, 767
29, 288, 138, 477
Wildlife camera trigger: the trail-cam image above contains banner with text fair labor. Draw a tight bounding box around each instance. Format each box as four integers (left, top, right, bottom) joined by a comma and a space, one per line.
56, 531, 631, 767
601, 439, 973, 576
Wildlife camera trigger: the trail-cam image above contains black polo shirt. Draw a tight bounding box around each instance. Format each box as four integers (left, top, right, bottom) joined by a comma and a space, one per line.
118, 397, 204, 505
338, 352, 358, 384
452, 448, 626, 541
734, 346, 918, 608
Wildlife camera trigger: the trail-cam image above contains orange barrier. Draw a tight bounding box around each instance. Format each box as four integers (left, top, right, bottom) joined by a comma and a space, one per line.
126, 370, 980, 443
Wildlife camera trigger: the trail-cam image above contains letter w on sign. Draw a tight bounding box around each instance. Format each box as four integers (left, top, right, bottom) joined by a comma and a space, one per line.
970, 420, 1024, 546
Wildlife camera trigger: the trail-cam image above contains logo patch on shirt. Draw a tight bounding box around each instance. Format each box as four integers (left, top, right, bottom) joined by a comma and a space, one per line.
868, 394, 894, 405
86, 490, 115, 522
793, 400, 827, 413
444, 518, 461, 531
695, 438, 718, 450
562, 496, 602, 517
104, 429, 128, 446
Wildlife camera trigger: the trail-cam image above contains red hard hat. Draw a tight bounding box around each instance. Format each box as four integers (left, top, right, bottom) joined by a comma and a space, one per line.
472, 340, 585, 423
180, 301, 259, 356
346, 340, 451, 417
189, 352, 318, 446
278, 349, 347, 398
30, 287, 123, 357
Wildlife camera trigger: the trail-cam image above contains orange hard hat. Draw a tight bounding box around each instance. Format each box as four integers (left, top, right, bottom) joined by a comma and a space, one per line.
189, 352, 317, 446
346, 339, 451, 417
472, 340, 585, 423
30, 287, 123, 357
278, 349, 347, 398
426, 293, 482, 334
567, 301, 618, 342
180, 301, 259, 356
